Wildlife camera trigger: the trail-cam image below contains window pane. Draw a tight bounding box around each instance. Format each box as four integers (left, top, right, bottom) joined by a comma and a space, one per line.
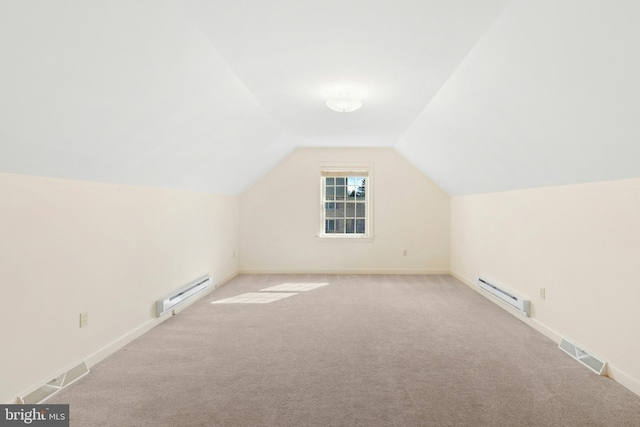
347, 177, 356, 186
355, 203, 365, 217
326, 186, 335, 200
346, 219, 355, 233
325, 203, 335, 218
326, 177, 334, 185
356, 178, 366, 200
335, 186, 345, 199
336, 177, 345, 185
325, 220, 335, 233
356, 219, 365, 233
347, 186, 356, 200
334, 219, 344, 233
334, 202, 344, 217
346, 203, 355, 217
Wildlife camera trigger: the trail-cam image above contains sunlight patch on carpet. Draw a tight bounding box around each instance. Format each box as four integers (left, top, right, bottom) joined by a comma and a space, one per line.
260, 283, 330, 292
211, 292, 297, 304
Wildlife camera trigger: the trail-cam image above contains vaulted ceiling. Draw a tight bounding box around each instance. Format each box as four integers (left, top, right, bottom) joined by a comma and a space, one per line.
1, 1, 638, 195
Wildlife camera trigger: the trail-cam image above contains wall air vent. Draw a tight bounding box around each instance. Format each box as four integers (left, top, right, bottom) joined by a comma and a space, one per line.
156, 275, 212, 317
18, 361, 89, 404
559, 338, 607, 375
478, 276, 530, 317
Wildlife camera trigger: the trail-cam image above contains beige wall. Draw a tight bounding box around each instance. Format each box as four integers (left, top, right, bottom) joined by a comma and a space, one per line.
0, 173, 239, 403
451, 178, 640, 395
240, 148, 450, 273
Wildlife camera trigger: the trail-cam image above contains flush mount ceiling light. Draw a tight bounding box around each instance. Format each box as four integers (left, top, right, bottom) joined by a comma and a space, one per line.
326, 92, 363, 113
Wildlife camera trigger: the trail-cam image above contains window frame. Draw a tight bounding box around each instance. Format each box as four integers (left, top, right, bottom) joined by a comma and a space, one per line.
318, 164, 373, 240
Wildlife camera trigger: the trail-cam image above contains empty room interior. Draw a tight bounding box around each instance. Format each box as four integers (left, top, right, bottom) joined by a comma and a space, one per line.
2, 0, 640, 425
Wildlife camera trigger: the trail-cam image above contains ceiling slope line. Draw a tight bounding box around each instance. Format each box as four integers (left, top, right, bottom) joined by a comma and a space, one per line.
393, 1, 511, 149
178, 4, 291, 142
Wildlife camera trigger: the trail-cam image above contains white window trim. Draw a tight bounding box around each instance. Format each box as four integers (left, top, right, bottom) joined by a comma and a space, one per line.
317, 162, 374, 240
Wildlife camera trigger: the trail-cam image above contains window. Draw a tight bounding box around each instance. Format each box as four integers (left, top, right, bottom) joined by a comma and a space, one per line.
320, 168, 371, 238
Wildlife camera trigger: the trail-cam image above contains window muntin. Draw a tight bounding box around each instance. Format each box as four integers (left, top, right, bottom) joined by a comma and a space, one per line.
322, 175, 367, 236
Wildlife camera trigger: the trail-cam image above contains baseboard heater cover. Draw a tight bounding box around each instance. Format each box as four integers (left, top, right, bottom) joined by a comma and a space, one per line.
558, 338, 607, 375
478, 276, 530, 317
19, 361, 89, 404
156, 275, 212, 317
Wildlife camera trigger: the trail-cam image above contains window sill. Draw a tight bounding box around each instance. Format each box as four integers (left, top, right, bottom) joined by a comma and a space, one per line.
316, 234, 376, 242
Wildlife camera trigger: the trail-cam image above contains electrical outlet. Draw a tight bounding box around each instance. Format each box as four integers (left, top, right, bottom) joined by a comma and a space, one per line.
539, 288, 546, 300
79, 312, 88, 328
403, 249, 408, 256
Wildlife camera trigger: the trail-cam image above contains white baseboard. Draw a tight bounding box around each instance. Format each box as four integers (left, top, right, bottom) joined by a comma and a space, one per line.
239, 268, 450, 275
607, 365, 640, 398
11, 270, 239, 404
87, 269, 238, 367
450, 270, 640, 399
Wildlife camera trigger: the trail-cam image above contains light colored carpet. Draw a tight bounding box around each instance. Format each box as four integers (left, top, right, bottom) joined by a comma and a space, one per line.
50, 274, 640, 426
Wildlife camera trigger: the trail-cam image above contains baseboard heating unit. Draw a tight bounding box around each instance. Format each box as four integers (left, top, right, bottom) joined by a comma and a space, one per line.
558, 338, 607, 375
478, 276, 530, 317
156, 275, 212, 317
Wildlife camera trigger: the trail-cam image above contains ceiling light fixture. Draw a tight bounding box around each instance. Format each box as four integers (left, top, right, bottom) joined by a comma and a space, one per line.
326, 92, 363, 113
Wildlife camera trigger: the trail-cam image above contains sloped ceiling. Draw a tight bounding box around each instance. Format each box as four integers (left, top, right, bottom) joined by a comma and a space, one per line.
396, 0, 640, 195
1, 1, 638, 195
0, 1, 291, 194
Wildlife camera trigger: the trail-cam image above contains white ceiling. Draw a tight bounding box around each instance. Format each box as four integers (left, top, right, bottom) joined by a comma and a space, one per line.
181, 0, 508, 148
1, 0, 639, 195
396, 0, 640, 195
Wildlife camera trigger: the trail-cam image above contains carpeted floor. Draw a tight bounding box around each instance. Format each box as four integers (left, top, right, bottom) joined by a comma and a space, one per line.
49, 274, 640, 426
